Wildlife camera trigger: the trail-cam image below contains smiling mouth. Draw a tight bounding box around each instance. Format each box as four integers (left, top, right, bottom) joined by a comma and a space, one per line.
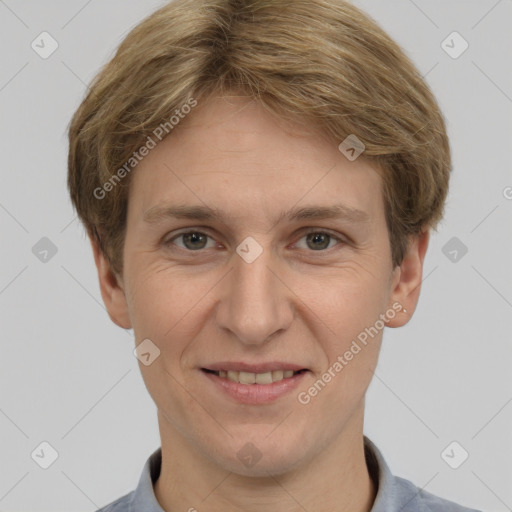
202, 368, 308, 385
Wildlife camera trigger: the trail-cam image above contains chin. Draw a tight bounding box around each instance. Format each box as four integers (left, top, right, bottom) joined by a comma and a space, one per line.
222, 450, 307, 478
206, 428, 313, 478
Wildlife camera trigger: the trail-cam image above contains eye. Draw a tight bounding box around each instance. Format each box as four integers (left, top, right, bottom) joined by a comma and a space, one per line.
166, 231, 217, 251
294, 230, 344, 251
164, 228, 346, 253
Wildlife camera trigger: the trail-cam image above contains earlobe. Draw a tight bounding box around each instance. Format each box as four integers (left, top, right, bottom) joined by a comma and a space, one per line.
386, 230, 430, 328
89, 234, 132, 330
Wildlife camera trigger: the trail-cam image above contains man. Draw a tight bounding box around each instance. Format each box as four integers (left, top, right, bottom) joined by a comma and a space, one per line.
67, 1, 481, 510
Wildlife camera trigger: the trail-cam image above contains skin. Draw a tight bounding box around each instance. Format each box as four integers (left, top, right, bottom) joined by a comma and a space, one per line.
91, 95, 429, 512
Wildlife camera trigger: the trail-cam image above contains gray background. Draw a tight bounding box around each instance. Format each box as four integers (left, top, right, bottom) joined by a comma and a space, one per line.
0, 0, 511, 510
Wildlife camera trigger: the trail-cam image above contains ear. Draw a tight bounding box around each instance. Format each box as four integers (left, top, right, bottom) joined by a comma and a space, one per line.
89, 233, 132, 329
386, 230, 430, 328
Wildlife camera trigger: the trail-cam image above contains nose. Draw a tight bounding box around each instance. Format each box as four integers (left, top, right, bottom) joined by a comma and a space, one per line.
215, 240, 294, 347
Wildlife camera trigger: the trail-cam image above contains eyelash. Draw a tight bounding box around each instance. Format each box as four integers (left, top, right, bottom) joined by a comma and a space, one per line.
164, 228, 347, 253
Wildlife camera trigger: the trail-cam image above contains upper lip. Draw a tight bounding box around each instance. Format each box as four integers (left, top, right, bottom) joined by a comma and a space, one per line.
202, 362, 308, 373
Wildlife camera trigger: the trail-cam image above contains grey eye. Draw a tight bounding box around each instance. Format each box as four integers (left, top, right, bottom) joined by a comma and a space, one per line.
305, 233, 332, 250
170, 232, 216, 251
295, 232, 341, 251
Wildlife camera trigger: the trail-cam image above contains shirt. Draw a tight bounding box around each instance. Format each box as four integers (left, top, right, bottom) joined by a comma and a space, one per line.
95, 436, 482, 512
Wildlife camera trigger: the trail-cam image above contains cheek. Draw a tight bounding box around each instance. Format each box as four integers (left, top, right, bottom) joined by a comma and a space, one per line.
297, 263, 391, 333
296, 289, 383, 418
124, 269, 183, 343
125, 268, 220, 365
125, 255, 180, 317
292, 263, 390, 391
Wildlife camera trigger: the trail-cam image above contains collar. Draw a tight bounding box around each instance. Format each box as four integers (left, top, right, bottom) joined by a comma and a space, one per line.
123, 436, 448, 512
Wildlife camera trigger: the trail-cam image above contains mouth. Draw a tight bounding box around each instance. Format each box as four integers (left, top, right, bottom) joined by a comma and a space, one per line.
200, 364, 311, 404
201, 368, 308, 385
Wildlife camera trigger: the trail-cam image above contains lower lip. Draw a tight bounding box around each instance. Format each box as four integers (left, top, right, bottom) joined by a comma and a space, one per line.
201, 370, 309, 405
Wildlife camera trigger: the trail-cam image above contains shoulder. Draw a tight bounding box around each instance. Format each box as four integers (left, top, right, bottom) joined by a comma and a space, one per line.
393, 475, 483, 512
92, 447, 163, 512
364, 436, 482, 512
94, 490, 134, 512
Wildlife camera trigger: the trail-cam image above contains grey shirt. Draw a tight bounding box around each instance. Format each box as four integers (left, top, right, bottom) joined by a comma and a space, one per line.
96, 436, 481, 511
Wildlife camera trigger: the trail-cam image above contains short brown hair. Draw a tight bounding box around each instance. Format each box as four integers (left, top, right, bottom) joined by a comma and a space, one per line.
67, 0, 451, 276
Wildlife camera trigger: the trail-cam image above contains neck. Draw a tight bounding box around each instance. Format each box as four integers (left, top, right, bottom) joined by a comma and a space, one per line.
154, 411, 376, 512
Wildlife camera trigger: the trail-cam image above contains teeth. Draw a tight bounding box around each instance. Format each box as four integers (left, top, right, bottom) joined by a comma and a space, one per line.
239, 371, 256, 384
227, 370, 238, 382
214, 369, 302, 384
256, 372, 273, 384
272, 370, 284, 381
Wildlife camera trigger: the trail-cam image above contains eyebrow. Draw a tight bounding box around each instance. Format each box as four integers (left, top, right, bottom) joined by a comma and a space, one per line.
142, 203, 370, 225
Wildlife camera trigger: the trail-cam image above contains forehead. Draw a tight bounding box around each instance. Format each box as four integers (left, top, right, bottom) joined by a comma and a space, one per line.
127, 96, 384, 227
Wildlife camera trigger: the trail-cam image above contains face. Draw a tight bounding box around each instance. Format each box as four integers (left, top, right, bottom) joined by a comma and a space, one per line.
94, 95, 427, 477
